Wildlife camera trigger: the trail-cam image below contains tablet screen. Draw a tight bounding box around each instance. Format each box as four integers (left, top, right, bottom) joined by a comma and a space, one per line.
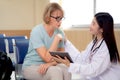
49, 51, 73, 63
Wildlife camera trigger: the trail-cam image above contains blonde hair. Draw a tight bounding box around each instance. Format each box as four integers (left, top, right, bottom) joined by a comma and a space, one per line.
43, 3, 64, 24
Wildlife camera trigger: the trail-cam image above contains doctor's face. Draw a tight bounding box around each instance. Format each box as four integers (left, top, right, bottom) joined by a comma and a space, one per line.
90, 18, 101, 35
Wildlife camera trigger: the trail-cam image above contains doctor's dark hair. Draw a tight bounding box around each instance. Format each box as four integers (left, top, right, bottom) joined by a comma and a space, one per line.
95, 12, 120, 63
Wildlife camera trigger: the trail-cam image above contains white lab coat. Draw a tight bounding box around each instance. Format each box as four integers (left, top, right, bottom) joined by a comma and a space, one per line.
65, 40, 120, 80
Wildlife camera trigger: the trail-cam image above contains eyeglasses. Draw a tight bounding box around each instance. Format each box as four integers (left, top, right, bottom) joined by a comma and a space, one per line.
50, 15, 64, 22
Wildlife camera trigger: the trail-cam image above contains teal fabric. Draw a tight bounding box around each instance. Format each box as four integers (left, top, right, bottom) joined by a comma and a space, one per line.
22, 24, 65, 68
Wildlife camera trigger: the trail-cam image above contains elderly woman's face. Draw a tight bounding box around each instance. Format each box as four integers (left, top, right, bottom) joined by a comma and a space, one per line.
49, 10, 63, 28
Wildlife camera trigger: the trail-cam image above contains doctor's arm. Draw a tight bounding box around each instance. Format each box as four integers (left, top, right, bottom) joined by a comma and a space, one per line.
68, 46, 110, 78
65, 40, 92, 63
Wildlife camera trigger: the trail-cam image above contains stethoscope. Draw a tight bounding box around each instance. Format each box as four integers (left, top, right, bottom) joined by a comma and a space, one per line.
91, 39, 104, 52
89, 39, 104, 61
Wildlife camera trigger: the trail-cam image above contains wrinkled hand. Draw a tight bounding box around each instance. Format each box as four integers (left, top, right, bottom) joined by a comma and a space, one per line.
53, 55, 70, 67
38, 63, 51, 74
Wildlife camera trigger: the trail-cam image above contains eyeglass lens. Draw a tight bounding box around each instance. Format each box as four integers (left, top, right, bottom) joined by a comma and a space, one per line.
50, 16, 64, 22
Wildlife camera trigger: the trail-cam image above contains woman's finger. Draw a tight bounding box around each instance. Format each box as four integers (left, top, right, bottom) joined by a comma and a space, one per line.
40, 64, 45, 74
64, 57, 69, 62
53, 56, 62, 63
39, 64, 48, 74
55, 55, 62, 59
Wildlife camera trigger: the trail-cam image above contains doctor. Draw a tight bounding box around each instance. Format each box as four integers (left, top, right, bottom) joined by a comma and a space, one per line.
53, 12, 120, 80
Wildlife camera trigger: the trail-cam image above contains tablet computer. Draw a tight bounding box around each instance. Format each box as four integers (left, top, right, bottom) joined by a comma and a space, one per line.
49, 51, 73, 63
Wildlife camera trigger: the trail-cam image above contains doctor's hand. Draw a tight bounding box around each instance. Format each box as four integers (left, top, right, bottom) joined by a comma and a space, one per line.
53, 55, 70, 67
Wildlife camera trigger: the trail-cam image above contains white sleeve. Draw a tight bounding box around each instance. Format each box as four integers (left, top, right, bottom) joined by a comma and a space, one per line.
68, 42, 110, 78
65, 40, 93, 63
65, 40, 82, 62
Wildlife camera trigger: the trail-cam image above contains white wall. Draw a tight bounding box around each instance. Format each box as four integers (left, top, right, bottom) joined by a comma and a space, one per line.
0, 0, 49, 30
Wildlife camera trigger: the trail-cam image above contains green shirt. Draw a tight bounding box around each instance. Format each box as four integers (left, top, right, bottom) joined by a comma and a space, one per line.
22, 24, 65, 68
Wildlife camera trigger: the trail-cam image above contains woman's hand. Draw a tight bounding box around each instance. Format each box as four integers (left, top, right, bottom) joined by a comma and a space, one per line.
55, 33, 63, 41
53, 55, 70, 67
38, 61, 58, 74
38, 63, 51, 74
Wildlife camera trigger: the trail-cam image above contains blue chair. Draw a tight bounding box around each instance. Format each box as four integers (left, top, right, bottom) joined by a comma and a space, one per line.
0, 35, 16, 71
0, 38, 6, 53
5, 36, 27, 53
0, 34, 5, 38
3, 36, 28, 64
0, 34, 6, 52
1, 36, 27, 71
13, 39, 29, 80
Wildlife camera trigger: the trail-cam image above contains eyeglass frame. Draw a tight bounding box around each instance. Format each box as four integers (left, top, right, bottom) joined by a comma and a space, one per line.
50, 15, 65, 22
